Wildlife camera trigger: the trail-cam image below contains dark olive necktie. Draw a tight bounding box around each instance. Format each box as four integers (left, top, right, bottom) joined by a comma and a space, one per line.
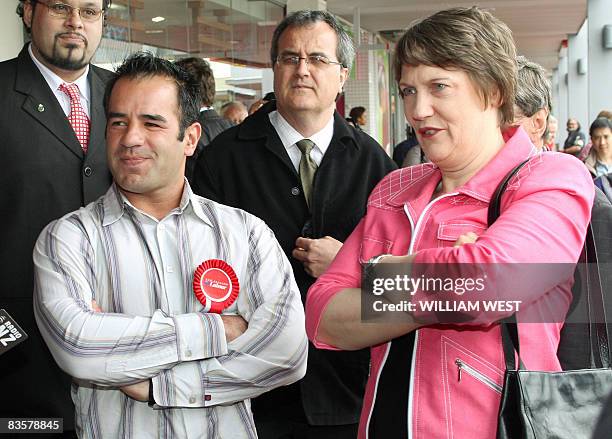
296, 139, 317, 209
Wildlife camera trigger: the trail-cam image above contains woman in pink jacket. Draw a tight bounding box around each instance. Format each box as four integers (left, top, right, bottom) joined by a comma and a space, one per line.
305, 6, 594, 439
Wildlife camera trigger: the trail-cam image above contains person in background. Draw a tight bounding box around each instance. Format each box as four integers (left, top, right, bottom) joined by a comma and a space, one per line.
584, 117, 612, 178
544, 114, 558, 151
510, 57, 612, 368
563, 117, 587, 156
598, 110, 612, 120
34, 52, 307, 438
578, 110, 612, 161
346, 106, 366, 131
221, 100, 248, 125
305, 7, 593, 438
392, 124, 421, 167
513, 55, 550, 149
175, 57, 232, 181
193, 9, 396, 438
0, 0, 113, 432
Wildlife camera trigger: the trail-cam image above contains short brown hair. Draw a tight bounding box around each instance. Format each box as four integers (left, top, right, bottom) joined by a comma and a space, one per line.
175, 57, 216, 107
394, 6, 517, 126
597, 110, 612, 120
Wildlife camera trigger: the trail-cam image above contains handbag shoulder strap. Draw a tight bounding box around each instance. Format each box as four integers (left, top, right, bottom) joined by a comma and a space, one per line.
487, 160, 529, 370
583, 223, 610, 368
487, 159, 530, 227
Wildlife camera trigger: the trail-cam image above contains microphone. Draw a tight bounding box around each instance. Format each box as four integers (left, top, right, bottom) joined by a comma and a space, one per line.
0, 309, 28, 355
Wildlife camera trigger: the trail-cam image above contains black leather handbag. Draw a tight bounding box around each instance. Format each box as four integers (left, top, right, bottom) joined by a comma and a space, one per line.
489, 160, 612, 439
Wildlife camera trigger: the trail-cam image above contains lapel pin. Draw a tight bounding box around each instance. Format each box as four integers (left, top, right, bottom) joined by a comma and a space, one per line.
37, 104, 45, 112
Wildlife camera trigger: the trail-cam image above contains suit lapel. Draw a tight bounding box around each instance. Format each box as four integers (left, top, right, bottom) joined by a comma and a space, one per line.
263, 128, 298, 177
15, 46, 84, 160
88, 67, 106, 160
240, 105, 297, 176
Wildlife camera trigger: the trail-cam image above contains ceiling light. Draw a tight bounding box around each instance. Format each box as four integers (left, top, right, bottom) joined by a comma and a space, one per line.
151, 16, 166, 23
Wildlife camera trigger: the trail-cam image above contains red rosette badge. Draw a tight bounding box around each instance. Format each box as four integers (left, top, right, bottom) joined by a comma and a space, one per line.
193, 259, 239, 313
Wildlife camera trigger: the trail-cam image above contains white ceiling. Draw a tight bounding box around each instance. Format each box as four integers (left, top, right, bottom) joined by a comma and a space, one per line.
327, 0, 587, 71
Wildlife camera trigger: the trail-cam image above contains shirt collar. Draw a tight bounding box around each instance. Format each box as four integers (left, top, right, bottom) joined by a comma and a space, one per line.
28, 43, 90, 104
268, 110, 334, 155
102, 180, 213, 227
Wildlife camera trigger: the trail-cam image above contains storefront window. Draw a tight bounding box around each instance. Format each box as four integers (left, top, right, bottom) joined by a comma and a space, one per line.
94, 0, 284, 109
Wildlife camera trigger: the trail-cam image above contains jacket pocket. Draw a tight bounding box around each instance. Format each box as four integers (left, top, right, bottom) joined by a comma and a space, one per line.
437, 220, 486, 247
454, 358, 502, 394
441, 335, 504, 437
358, 236, 393, 264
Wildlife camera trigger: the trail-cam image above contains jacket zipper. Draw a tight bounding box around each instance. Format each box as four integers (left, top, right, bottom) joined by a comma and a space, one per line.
403, 192, 458, 439
455, 358, 502, 394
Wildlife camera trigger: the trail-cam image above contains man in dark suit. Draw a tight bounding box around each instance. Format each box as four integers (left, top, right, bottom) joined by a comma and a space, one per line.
193, 10, 396, 438
175, 57, 232, 181
0, 0, 113, 434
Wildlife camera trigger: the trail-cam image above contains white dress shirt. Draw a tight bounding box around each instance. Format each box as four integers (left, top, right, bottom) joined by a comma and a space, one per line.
268, 110, 334, 171
34, 182, 307, 438
28, 43, 91, 117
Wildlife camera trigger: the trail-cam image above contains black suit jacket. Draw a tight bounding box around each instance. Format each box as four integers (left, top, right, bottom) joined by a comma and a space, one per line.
558, 187, 612, 370
193, 102, 396, 425
186, 109, 233, 181
0, 46, 113, 427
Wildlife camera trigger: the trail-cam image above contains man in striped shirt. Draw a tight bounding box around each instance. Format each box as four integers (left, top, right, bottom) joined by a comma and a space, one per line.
33, 52, 307, 438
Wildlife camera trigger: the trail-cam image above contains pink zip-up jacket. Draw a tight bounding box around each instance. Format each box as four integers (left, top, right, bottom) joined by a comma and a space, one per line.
305, 127, 594, 439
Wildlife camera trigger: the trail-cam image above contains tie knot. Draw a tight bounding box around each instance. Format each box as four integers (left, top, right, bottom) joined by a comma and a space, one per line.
296, 139, 315, 155
59, 83, 80, 101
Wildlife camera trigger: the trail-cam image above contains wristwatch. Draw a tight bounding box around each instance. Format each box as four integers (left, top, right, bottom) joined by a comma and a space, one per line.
363, 254, 392, 281
367, 254, 392, 265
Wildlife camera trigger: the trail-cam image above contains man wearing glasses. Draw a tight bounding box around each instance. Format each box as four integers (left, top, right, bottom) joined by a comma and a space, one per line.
0, 0, 112, 434
193, 10, 396, 438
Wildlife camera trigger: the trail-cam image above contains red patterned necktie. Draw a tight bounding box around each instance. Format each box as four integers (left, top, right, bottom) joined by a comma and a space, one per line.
59, 83, 90, 153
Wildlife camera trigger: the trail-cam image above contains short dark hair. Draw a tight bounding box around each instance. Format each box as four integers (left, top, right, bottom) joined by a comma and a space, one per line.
589, 117, 612, 137
104, 52, 200, 140
175, 57, 215, 107
17, 0, 112, 33
270, 10, 354, 70
349, 106, 366, 121
394, 6, 517, 126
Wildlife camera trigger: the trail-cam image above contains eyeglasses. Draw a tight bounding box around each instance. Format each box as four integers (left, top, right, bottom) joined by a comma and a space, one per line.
276, 55, 344, 69
35, 1, 105, 22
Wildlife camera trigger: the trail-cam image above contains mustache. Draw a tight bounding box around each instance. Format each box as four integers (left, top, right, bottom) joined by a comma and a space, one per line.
55, 32, 88, 45
117, 151, 153, 160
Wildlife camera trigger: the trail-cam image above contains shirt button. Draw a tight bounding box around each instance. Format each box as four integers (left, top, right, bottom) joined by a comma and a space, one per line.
166, 265, 174, 273
158, 224, 166, 232
189, 396, 196, 404
83, 166, 93, 177
185, 349, 192, 358
291, 187, 300, 196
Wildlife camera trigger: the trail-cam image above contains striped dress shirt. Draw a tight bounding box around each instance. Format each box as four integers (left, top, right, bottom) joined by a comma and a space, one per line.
33, 183, 308, 438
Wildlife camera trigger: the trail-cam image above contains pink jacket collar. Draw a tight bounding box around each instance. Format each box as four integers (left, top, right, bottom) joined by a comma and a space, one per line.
381, 127, 537, 209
